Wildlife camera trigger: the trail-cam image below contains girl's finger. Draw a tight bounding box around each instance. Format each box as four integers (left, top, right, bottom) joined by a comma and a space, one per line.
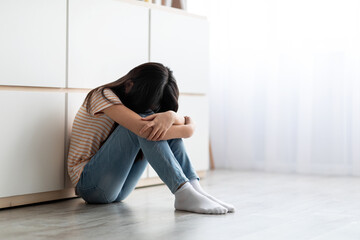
148, 128, 159, 141
140, 122, 154, 134
153, 130, 163, 141
159, 131, 166, 140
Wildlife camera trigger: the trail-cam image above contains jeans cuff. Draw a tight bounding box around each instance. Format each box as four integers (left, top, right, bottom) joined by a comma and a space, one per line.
187, 174, 200, 182
171, 176, 189, 194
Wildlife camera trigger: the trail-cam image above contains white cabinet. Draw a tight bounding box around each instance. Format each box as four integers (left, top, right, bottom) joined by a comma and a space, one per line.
68, 0, 149, 88
150, 9, 209, 94
0, 1, 208, 207
0, 91, 65, 198
149, 95, 209, 177
0, 0, 66, 87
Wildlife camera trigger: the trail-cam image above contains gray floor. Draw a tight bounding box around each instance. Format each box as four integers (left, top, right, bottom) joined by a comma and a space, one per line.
1, 170, 360, 240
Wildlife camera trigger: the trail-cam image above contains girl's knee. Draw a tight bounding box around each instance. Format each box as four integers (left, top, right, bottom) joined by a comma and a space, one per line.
167, 138, 184, 146
78, 187, 116, 204
168, 138, 182, 143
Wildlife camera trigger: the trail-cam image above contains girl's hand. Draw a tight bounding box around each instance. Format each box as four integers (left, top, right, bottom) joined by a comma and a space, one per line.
184, 116, 195, 136
184, 116, 193, 125
140, 111, 175, 141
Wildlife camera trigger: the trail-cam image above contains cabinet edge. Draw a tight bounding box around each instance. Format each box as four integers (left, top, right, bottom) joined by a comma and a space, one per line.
0, 170, 207, 209
0, 188, 77, 209
0, 86, 206, 96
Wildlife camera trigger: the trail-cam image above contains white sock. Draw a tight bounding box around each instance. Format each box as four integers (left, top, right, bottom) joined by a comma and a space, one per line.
190, 179, 235, 213
174, 182, 228, 214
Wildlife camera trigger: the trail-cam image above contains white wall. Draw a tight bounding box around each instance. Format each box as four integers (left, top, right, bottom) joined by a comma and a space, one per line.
188, 0, 360, 175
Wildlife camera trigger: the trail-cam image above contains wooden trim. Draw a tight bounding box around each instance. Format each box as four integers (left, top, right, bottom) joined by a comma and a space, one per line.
0, 188, 77, 209
0, 171, 207, 209
209, 141, 215, 170
0, 85, 89, 93
0, 85, 206, 96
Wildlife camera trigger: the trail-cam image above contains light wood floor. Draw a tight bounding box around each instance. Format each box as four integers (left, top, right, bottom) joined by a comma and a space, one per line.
1, 170, 360, 240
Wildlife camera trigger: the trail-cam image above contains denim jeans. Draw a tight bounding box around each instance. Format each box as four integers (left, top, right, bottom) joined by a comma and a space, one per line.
75, 114, 200, 204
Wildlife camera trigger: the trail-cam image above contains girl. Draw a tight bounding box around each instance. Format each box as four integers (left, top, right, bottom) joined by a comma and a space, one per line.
67, 62, 235, 214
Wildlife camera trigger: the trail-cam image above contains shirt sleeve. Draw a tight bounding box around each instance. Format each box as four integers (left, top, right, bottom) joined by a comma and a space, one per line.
88, 88, 122, 116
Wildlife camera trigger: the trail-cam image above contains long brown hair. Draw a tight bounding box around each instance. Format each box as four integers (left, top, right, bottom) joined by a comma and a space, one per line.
84, 62, 179, 114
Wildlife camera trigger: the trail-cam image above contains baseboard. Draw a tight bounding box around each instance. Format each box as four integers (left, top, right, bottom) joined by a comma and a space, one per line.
0, 170, 207, 209
0, 188, 77, 209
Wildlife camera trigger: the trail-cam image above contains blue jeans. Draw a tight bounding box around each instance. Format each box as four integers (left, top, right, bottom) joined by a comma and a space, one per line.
75, 115, 200, 204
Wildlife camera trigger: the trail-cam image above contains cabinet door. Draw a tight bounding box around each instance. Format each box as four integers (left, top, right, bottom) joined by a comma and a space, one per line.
0, 0, 66, 87
68, 0, 149, 88
150, 9, 209, 94
0, 91, 65, 197
149, 95, 209, 177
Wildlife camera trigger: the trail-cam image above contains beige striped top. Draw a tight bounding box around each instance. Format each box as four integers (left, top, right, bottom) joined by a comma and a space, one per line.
67, 87, 122, 185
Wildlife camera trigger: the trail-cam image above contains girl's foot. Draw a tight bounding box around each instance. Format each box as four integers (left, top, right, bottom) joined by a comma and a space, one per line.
174, 182, 227, 214
190, 179, 235, 212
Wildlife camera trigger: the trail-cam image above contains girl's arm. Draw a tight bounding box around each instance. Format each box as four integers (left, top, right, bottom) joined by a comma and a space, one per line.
103, 104, 194, 141
168, 110, 186, 125
158, 116, 194, 140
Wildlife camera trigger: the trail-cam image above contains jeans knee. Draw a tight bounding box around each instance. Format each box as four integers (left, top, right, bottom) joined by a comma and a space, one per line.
168, 138, 182, 144
167, 138, 184, 149
78, 187, 114, 204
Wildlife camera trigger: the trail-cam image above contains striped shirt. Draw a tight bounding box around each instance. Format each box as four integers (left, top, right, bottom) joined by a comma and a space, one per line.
67, 87, 122, 185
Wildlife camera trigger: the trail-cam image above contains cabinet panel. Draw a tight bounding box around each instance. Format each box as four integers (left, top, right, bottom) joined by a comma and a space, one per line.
150, 9, 209, 94
0, 91, 65, 197
68, 0, 149, 88
149, 96, 209, 177
0, 0, 66, 87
